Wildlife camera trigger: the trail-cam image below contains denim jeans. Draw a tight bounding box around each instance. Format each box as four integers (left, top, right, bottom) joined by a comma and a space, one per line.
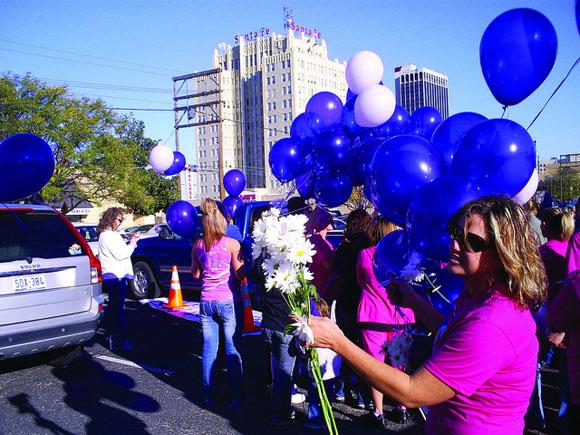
103, 278, 128, 345
262, 328, 296, 421
200, 300, 243, 404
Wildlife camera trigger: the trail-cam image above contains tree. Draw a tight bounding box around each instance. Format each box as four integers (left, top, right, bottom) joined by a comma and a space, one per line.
344, 186, 374, 212
0, 73, 178, 214
541, 166, 580, 202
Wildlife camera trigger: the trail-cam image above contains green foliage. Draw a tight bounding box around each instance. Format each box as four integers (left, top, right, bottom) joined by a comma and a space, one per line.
0, 73, 178, 215
541, 166, 580, 202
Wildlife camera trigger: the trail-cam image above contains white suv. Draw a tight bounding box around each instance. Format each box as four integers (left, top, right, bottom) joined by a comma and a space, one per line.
0, 204, 104, 363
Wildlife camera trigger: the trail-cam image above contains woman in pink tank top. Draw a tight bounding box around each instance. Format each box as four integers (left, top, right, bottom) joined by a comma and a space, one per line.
191, 198, 245, 408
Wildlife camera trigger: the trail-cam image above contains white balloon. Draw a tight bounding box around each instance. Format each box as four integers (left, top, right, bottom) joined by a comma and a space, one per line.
354, 84, 396, 128
345, 50, 384, 95
149, 144, 174, 173
513, 168, 539, 205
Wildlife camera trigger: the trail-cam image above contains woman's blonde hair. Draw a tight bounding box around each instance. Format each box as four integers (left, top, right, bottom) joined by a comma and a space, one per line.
449, 196, 547, 310
540, 207, 575, 241
368, 217, 399, 245
200, 198, 227, 251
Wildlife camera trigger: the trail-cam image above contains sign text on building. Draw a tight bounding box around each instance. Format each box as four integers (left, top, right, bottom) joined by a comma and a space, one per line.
234, 28, 271, 44
284, 20, 321, 39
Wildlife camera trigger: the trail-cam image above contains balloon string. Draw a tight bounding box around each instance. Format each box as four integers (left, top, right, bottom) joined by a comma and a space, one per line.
500, 105, 508, 119
527, 56, 580, 131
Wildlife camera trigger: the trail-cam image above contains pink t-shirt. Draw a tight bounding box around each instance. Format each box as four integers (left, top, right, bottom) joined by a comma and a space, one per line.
568, 231, 580, 274
309, 234, 334, 301
356, 246, 415, 325
195, 237, 238, 302
424, 287, 538, 434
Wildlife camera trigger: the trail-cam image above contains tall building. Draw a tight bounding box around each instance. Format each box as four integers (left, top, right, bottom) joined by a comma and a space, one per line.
174, 25, 347, 204
394, 64, 449, 119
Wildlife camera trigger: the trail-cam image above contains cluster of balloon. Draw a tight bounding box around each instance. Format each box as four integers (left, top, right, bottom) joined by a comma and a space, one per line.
149, 144, 187, 175
370, 7, 559, 316
222, 169, 246, 220
0, 133, 55, 202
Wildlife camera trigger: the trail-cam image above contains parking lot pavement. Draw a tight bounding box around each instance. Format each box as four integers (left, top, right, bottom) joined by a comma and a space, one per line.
0, 299, 425, 434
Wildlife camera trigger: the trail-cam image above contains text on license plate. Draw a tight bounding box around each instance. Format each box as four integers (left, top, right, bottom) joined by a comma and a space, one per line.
13, 274, 47, 292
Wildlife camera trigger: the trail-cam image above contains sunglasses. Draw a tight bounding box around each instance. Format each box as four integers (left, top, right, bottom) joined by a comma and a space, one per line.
450, 227, 490, 253
116, 217, 124, 223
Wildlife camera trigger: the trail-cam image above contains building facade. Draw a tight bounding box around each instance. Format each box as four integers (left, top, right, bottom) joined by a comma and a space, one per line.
180, 28, 347, 203
394, 64, 449, 119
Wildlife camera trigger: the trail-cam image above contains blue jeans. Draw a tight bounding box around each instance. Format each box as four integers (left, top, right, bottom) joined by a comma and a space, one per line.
262, 328, 296, 421
200, 300, 243, 404
103, 278, 128, 344
308, 378, 334, 426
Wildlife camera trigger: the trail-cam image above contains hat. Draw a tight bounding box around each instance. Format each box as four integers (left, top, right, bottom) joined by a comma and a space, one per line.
305, 207, 333, 234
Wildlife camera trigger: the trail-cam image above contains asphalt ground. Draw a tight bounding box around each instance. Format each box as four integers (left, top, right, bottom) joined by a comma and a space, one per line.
0, 299, 424, 435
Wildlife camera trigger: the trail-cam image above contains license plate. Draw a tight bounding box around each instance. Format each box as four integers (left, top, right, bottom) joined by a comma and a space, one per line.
13, 274, 47, 292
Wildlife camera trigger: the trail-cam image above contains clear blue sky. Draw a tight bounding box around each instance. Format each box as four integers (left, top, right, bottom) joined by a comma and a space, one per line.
2, 0, 579, 161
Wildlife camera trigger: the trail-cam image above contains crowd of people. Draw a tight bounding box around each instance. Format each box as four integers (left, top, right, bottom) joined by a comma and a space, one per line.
97, 193, 580, 433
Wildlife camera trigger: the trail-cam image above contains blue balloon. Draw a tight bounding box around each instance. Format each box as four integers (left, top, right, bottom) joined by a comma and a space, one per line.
577, 0, 580, 36
0, 133, 55, 202
296, 172, 317, 199
351, 137, 385, 187
373, 229, 410, 286
223, 195, 244, 220
407, 176, 487, 262
166, 200, 199, 239
427, 268, 463, 317
431, 112, 487, 172
314, 172, 353, 208
341, 97, 364, 137
291, 113, 317, 145
312, 126, 352, 170
370, 135, 443, 226
306, 91, 343, 128
163, 151, 187, 175
346, 88, 355, 102
450, 119, 536, 196
269, 138, 307, 183
410, 106, 442, 140
223, 169, 246, 196
373, 105, 411, 138
480, 8, 558, 106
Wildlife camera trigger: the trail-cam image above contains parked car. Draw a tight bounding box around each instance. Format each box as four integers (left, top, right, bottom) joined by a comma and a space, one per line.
129, 201, 344, 300
0, 204, 103, 364
138, 223, 170, 239
73, 223, 99, 256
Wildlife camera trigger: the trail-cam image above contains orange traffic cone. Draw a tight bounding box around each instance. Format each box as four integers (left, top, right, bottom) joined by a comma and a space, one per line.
163, 265, 187, 309
241, 277, 260, 333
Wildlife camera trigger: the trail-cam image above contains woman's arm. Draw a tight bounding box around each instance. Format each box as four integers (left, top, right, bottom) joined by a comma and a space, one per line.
227, 238, 245, 281
309, 316, 454, 408
191, 244, 201, 280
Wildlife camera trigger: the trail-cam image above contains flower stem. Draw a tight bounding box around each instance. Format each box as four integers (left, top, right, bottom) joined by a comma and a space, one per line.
424, 273, 451, 304
308, 348, 338, 434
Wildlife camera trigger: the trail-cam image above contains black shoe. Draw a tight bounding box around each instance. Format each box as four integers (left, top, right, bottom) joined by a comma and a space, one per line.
395, 407, 409, 424
363, 412, 386, 429
272, 411, 305, 426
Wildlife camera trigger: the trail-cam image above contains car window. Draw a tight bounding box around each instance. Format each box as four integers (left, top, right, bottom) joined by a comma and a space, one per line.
137, 224, 155, 233
75, 226, 98, 242
249, 205, 270, 234
0, 210, 87, 262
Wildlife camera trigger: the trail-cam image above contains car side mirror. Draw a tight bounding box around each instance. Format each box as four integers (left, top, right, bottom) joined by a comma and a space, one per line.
159, 228, 174, 239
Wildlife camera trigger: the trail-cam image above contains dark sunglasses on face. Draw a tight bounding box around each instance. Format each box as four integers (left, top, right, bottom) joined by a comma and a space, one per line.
450, 227, 490, 253
116, 217, 124, 223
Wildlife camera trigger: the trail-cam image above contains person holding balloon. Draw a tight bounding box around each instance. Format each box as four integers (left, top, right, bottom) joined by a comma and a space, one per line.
308, 196, 546, 434
356, 217, 415, 427
191, 198, 245, 409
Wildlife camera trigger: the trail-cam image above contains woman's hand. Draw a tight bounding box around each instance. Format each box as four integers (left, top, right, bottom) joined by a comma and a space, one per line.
386, 278, 418, 308
307, 315, 344, 349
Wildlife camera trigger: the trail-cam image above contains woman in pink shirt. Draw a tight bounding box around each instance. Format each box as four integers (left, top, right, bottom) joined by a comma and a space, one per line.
309, 196, 547, 434
356, 217, 415, 427
191, 198, 245, 408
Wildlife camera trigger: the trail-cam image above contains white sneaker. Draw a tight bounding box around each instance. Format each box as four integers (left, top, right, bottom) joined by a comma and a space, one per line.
291, 392, 306, 404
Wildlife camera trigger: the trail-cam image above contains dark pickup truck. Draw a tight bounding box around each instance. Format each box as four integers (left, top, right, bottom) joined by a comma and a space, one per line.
128, 201, 343, 300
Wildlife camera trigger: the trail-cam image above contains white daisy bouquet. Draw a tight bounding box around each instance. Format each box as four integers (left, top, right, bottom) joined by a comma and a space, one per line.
252, 207, 338, 435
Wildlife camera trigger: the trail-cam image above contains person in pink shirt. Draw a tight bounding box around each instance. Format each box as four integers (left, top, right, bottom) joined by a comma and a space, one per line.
549, 271, 580, 432
539, 207, 575, 301
191, 198, 245, 408
567, 231, 580, 274
357, 217, 415, 427
308, 196, 547, 434
305, 207, 335, 302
